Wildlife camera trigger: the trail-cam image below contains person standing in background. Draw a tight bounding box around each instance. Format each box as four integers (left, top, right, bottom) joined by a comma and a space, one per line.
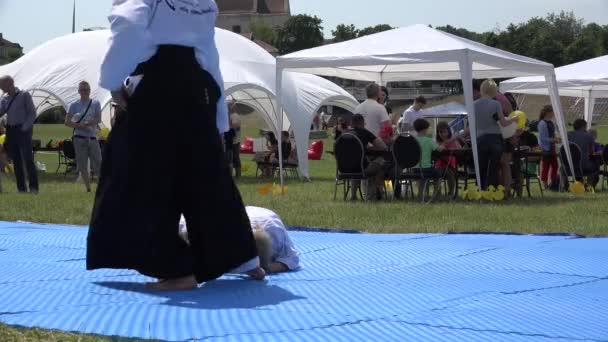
0, 75, 39, 194
65, 81, 103, 193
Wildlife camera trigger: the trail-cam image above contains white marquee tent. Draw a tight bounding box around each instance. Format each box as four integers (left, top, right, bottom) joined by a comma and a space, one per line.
276, 24, 574, 186
0, 28, 358, 179
501, 55, 608, 129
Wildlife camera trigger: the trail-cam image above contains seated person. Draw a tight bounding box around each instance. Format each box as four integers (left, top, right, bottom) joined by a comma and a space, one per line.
435, 122, 461, 169
179, 206, 299, 274
333, 117, 349, 141
413, 118, 444, 195
568, 119, 600, 188
346, 114, 388, 200
434, 121, 460, 195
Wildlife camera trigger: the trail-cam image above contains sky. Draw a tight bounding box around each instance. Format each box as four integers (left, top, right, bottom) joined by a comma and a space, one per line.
0, 0, 607, 52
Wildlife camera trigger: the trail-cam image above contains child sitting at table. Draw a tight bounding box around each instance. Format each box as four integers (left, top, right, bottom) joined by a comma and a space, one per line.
414, 119, 445, 196
435, 122, 461, 169
434, 122, 460, 196
179, 206, 300, 274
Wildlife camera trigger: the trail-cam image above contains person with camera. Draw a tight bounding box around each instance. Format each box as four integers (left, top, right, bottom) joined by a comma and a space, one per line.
0, 75, 39, 194
65, 81, 102, 193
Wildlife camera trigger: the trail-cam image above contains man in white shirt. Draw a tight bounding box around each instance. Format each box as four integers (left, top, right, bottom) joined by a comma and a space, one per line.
353, 83, 390, 138
65, 81, 102, 193
401, 96, 427, 134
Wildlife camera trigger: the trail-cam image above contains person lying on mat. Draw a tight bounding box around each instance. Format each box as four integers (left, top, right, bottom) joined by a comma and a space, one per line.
180, 206, 300, 274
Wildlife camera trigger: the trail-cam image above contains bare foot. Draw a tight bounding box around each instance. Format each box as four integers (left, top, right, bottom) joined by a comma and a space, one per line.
145, 275, 197, 291
247, 266, 266, 281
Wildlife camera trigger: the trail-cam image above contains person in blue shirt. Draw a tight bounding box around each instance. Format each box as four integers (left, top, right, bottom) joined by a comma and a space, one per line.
87, 0, 262, 291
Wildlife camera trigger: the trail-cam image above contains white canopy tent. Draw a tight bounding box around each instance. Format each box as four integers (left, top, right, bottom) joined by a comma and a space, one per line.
501, 55, 608, 129
276, 24, 574, 187
0, 29, 357, 178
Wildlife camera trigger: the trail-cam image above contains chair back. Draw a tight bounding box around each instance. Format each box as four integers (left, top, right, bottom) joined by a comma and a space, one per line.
334, 133, 365, 176
560, 143, 583, 178
392, 134, 421, 170
62, 140, 76, 160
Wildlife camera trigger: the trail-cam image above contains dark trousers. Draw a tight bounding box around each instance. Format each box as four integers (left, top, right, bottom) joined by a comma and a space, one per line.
477, 134, 503, 190
226, 143, 241, 177
87, 45, 257, 283
5, 125, 39, 192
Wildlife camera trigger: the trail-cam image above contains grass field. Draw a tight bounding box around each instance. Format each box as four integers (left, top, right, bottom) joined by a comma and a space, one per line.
1, 121, 607, 235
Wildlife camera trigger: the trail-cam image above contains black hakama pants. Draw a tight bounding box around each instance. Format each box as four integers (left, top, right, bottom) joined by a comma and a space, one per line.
87, 45, 258, 283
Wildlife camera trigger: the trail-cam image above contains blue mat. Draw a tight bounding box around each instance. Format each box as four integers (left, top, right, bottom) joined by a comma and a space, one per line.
1, 221, 607, 341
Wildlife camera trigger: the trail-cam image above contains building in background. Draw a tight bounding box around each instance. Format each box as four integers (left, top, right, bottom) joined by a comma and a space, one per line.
216, 0, 290, 35
0, 33, 23, 65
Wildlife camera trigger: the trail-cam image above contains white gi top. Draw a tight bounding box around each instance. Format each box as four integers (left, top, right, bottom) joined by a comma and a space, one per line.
179, 206, 300, 270
246, 206, 300, 271
99, 0, 229, 133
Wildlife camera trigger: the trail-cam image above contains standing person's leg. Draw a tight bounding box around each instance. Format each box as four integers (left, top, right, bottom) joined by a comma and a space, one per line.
89, 139, 103, 186
18, 128, 38, 193
500, 152, 513, 196
74, 138, 92, 192
477, 136, 490, 190
540, 157, 550, 188
232, 143, 241, 178
549, 157, 559, 187
179, 86, 260, 283
487, 137, 504, 189
6, 127, 26, 192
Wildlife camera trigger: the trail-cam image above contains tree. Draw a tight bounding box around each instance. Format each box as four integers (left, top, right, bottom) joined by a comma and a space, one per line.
249, 19, 277, 45
7, 50, 22, 63
436, 25, 483, 42
564, 35, 597, 64
357, 24, 393, 37
529, 31, 564, 66
546, 11, 583, 48
332, 24, 359, 43
275, 15, 324, 55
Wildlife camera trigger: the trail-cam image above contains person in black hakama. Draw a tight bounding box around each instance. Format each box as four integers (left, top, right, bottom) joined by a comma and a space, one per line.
87, 0, 264, 291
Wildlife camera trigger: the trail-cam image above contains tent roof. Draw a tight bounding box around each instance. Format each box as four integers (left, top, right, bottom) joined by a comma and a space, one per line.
500, 55, 608, 98
421, 101, 468, 118
277, 24, 554, 82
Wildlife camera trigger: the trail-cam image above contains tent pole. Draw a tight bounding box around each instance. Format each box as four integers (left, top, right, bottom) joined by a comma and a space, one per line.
545, 71, 575, 182
276, 65, 285, 194
584, 92, 596, 129
459, 53, 481, 188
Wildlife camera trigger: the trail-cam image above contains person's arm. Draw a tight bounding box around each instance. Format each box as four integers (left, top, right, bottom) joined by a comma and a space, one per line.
21, 92, 38, 131
0, 98, 6, 117
371, 137, 388, 151
84, 102, 102, 127
99, 0, 153, 105
538, 121, 553, 146
497, 102, 518, 127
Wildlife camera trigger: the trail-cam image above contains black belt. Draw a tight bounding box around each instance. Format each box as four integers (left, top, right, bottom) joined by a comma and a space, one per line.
74, 135, 97, 140
7, 124, 22, 128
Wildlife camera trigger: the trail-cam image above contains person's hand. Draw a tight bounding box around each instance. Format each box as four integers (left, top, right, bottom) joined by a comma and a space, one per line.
111, 88, 128, 111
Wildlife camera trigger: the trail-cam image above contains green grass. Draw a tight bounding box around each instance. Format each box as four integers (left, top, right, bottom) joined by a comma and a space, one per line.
0, 121, 607, 341
0, 122, 607, 235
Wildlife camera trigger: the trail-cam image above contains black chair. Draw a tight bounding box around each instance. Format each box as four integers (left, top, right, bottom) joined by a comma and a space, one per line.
559, 143, 594, 190
392, 134, 442, 203
333, 133, 368, 201
601, 145, 608, 192
57, 140, 77, 176
519, 148, 544, 198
